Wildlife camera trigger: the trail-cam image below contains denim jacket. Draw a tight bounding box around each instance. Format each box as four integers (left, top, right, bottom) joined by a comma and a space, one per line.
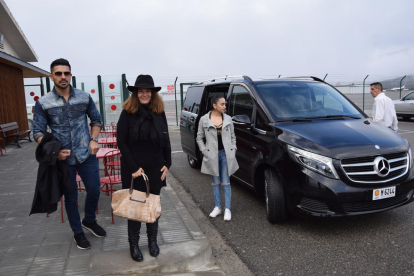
33, 86, 102, 165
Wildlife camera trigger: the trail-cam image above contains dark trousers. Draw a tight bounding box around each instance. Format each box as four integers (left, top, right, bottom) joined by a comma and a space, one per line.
66, 154, 101, 234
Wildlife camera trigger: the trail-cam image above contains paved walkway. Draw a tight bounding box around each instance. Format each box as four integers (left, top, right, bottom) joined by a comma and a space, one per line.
0, 141, 221, 275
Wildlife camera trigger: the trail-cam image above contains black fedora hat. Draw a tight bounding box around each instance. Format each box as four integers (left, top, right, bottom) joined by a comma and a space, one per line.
127, 74, 161, 92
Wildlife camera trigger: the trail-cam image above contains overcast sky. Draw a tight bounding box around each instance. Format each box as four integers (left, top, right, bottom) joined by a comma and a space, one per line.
6, 0, 414, 84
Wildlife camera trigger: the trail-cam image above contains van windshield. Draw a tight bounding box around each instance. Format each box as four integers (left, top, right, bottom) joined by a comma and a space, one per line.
255, 81, 362, 120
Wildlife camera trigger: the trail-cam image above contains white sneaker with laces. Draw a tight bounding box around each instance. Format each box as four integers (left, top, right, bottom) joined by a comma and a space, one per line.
224, 209, 231, 221
209, 207, 222, 218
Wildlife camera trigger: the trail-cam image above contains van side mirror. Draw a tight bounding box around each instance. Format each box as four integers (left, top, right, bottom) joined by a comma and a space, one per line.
232, 115, 251, 128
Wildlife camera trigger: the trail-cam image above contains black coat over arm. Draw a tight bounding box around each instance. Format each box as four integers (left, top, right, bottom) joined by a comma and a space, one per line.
30, 132, 73, 215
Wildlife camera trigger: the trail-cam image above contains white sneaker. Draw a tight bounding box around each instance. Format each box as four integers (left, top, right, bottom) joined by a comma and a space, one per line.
209, 207, 222, 218
224, 209, 231, 221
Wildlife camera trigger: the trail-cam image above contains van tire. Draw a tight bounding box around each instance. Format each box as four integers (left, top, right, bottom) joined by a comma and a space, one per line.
187, 155, 200, 169
264, 169, 288, 223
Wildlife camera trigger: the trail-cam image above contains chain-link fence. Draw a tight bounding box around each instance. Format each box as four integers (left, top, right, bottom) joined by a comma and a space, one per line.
24, 74, 414, 129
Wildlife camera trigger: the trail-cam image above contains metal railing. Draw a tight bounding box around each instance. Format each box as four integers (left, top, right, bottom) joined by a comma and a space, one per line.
24, 73, 413, 127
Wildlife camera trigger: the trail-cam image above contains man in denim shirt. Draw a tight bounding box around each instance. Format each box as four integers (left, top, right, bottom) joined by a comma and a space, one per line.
33, 58, 106, 249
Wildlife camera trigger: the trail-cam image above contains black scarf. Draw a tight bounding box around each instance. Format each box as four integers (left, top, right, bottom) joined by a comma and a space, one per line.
133, 104, 168, 148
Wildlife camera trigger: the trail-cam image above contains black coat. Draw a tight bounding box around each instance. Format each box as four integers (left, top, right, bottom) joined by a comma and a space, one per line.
117, 109, 171, 195
29, 132, 73, 215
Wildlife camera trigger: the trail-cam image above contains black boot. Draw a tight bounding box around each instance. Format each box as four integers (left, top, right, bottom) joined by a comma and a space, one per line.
146, 220, 160, 257
128, 220, 143, 262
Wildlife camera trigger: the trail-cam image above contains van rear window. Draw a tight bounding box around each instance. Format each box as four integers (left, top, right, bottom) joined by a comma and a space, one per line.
183, 86, 204, 114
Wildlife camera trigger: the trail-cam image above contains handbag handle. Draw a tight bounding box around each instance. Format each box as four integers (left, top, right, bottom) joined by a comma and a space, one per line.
129, 173, 150, 198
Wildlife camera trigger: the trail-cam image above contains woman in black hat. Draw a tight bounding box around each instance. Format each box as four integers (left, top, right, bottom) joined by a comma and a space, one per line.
117, 75, 171, 262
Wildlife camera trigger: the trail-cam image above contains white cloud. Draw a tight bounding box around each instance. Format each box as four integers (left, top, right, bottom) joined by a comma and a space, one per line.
4, 0, 414, 84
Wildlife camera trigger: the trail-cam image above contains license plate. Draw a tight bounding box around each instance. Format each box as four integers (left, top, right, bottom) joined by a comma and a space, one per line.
372, 186, 396, 200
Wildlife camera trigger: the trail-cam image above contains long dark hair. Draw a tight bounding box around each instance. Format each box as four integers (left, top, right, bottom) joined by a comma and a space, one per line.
211, 95, 225, 110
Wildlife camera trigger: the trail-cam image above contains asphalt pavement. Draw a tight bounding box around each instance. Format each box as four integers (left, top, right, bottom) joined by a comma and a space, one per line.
168, 117, 414, 276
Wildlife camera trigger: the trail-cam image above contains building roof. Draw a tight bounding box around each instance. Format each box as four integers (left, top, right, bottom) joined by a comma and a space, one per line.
0, 0, 38, 62
0, 51, 48, 77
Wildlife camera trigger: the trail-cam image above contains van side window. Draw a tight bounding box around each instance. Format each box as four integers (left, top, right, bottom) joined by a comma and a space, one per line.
228, 85, 254, 120
183, 87, 204, 113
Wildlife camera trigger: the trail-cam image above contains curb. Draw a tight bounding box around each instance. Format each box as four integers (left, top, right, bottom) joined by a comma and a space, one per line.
89, 239, 212, 275
167, 170, 254, 276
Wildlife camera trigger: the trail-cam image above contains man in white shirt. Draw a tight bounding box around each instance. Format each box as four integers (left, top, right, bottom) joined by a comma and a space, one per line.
370, 82, 398, 131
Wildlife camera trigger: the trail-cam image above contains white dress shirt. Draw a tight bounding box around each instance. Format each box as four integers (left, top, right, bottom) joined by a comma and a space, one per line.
371, 92, 398, 131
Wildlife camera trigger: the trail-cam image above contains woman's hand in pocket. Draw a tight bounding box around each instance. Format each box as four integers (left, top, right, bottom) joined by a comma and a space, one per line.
160, 166, 169, 181
132, 168, 144, 178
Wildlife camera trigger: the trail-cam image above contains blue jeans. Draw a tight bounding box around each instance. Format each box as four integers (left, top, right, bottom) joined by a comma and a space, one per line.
66, 154, 101, 234
212, 150, 231, 209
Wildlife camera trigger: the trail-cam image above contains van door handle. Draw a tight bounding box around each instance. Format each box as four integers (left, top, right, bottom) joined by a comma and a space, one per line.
190, 117, 195, 122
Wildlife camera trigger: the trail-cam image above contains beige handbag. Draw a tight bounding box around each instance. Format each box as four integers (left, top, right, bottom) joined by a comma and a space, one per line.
111, 173, 161, 223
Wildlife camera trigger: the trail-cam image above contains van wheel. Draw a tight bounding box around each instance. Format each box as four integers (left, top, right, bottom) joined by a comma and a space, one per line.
264, 169, 288, 223
187, 155, 200, 169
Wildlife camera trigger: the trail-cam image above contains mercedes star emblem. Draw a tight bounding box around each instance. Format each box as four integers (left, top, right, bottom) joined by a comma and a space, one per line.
374, 156, 390, 177
375, 145, 380, 149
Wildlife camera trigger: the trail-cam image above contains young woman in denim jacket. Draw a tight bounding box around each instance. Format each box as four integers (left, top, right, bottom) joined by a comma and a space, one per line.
196, 96, 239, 221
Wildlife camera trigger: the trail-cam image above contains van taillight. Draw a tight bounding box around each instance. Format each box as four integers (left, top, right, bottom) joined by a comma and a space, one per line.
32, 107, 35, 113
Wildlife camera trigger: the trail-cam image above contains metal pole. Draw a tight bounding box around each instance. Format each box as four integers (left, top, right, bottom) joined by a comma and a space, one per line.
121, 74, 130, 103
174, 77, 178, 126
81, 82, 85, 91
363, 75, 369, 111
72, 76, 77, 88
400, 75, 406, 98
97, 75, 105, 126
180, 83, 184, 110
46, 77, 51, 92
40, 77, 45, 96
323, 74, 328, 81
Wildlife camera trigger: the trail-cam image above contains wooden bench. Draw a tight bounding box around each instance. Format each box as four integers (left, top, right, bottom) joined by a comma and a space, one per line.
0, 122, 32, 148
0, 131, 5, 155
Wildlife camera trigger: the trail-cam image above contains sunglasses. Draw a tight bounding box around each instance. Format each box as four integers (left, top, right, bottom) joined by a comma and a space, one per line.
54, 71, 71, 77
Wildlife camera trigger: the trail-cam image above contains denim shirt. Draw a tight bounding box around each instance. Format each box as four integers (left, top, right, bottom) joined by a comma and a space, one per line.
33, 86, 102, 165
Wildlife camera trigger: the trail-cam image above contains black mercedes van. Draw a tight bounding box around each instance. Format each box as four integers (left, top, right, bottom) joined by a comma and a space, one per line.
180, 76, 414, 223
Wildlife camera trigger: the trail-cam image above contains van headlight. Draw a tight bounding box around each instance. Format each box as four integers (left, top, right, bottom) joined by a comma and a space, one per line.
404, 139, 413, 169
288, 145, 339, 179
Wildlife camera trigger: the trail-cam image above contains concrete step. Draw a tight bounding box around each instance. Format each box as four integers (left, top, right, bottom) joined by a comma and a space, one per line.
89, 238, 213, 275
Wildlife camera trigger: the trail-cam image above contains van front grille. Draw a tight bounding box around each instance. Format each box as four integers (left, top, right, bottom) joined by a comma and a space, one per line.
341, 152, 409, 183
342, 192, 410, 213
299, 198, 330, 213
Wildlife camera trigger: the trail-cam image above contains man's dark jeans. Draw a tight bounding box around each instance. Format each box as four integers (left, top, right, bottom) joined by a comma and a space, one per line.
66, 154, 100, 234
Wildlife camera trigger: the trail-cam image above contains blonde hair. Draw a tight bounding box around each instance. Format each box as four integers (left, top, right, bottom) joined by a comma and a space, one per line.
122, 90, 165, 115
